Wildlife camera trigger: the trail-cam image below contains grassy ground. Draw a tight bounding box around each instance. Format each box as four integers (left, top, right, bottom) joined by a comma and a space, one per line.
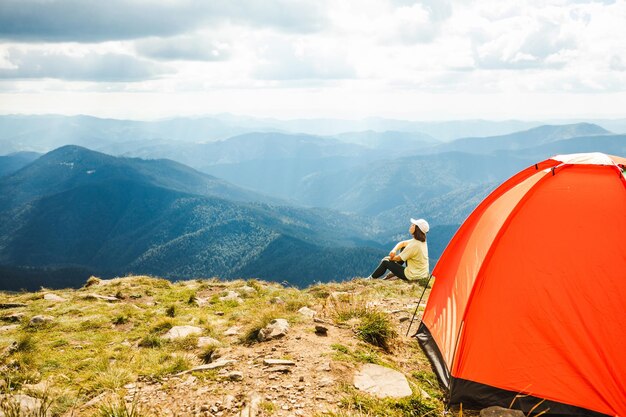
0, 275, 445, 417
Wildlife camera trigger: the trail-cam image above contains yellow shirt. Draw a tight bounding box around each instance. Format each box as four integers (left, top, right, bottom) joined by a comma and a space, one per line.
399, 238, 429, 280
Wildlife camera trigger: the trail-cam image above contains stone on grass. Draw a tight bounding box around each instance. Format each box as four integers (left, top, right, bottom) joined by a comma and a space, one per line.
162, 325, 203, 340
183, 359, 236, 373
258, 319, 289, 341
480, 406, 525, 417
297, 306, 316, 319
0, 394, 47, 416
224, 326, 241, 336
43, 293, 67, 302
238, 285, 257, 295
1, 312, 24, 322
197, 336, 222, 348
0, 325, 19, 332
220, 291, 243, 303
354, 364, 412, 399
29, 315, 54, 326
82, 293, 119, 302
0, 303, 27, 309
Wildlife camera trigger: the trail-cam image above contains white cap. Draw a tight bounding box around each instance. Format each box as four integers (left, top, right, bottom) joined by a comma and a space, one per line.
410, 218, 429, 233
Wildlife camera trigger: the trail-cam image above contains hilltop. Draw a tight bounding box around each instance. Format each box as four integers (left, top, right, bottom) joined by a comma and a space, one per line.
0, 275, 448, 417
0, 146, 386, 289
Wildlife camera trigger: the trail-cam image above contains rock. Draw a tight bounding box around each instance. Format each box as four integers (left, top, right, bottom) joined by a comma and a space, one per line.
258, 319, 289, 341
224, 395, 236, 410
81, 392, 107, 409
227, 371, 244, 381
0, 325, 19, 332
1, 312, 24, 323
480, 406, 525, 417
29, 315, 54, 326
197, 336, 221, 348
22, 381, 50, 394
82, 293, 119, 302
417, 387, 431, 399
219, 291, 243, 303
192, 359, 237, 371
238, 285, 257, 295
399, 316, 409, 322
0, 394, 46, 416
0, 303, 27, 309
316, 363, 331, 372
314, 325, 328, 336
353, 364, 412, 399
270, 297, 285, 304
329, 291, 350, 301
318, 377, 334, 387
162, 325, 204, 340
2, 341, 18, 356
239, 392, 262, 417
297, 307, 316, 319
263, 359, 296, 366
266, 366, 292, 373
43, 293, 67, 302
224, 326, 241, 336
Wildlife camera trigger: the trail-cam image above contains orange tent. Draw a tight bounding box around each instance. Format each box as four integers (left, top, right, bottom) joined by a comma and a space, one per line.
417, 153, 626, 416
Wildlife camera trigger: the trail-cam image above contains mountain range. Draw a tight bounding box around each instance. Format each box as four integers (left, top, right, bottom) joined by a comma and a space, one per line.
0, 116, 624, 290
3, 114, 626, 155
0, 146, 387, 290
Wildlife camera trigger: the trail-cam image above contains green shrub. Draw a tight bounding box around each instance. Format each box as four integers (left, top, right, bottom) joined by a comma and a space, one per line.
337, 390, 440, 417
241, 309, 282, 344
15, 334, 35, 353
84, 276, 101, 287
330, 344, 349, 354
198, 345, 218, 364
112, 314, 130, 325
138, 334, 162, 348
357, 311, 397, 352
149, 318, 174, 334
165, 305, 176, 318
99, 395, 144, 417
417, 277, 432, 288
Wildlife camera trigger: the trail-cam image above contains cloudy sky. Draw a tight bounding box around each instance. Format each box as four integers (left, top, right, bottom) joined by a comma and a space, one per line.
0, 0, 625, 120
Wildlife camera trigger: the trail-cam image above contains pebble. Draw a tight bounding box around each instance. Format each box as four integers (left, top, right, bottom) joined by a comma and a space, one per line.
227, 371, 243, 381
314, 325, 328, 336
263, 359, 296, 366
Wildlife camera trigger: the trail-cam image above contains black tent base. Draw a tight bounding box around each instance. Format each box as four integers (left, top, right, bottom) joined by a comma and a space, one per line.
450, 378, 608, 417
416, 323, 609, 417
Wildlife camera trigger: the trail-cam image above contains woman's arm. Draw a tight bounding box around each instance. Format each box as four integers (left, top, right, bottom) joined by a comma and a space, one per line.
389, 239, 411, 259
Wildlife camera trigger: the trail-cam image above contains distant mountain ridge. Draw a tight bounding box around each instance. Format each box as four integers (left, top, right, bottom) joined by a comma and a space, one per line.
0, 146, 386, 289
0, 151, 40, 177
1, 117, 624, 290
0, 145, 282, 211
437, 123, 611, 154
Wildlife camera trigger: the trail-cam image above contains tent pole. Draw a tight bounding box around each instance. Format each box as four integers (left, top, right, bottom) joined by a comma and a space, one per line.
406, 274, 433, 337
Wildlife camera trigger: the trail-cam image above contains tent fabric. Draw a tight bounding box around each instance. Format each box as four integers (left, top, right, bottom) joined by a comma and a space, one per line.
418, 153, 626, 416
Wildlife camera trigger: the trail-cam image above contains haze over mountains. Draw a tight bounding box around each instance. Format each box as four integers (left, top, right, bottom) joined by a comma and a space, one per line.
0, 114, 624, 290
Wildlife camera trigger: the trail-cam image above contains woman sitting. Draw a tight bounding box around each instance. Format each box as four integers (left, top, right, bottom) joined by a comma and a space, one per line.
367, 218, 429, 281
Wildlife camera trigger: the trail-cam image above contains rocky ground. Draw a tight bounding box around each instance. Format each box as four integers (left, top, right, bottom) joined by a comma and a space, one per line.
0, 276, 447, 417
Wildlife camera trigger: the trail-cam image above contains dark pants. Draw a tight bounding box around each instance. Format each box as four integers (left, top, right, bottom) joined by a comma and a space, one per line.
371, 258, 407, 280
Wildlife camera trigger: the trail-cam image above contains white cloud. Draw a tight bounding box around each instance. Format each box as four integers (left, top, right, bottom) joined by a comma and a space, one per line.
0, 48, 171, 81
254, 37, 355, 80
1, 0, 626, 119
135, 35, 232, 62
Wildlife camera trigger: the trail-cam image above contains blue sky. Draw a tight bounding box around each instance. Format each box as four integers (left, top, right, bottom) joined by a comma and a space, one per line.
0, 0, 625, 120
